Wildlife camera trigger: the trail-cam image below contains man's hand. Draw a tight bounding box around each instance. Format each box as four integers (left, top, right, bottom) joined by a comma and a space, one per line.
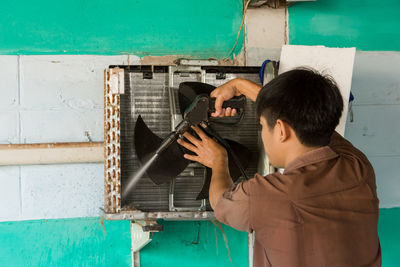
210, 78, 262, 117
177, 125, 232, 209
177, 126, 228, 169
210, 79, 242, 117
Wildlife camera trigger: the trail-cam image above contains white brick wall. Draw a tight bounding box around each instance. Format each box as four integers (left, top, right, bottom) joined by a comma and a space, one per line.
0, 55, 139, 222
0, 166, 21, 221
345, 52, 400, 208
20, 164, 104, 220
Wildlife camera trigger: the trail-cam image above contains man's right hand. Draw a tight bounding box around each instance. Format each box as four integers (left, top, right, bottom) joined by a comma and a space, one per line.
210, 78, 262, 117
210, 79, 242, 117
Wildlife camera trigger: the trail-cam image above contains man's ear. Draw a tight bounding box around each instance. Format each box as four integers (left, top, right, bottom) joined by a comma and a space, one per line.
276, 119, 290, 143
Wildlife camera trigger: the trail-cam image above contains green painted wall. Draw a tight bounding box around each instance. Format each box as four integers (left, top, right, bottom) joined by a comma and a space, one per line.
0, 218, 247, 267
0, 210, 398, 266
141, 220, 248, 267
0, 0, 243, 57
289, 0, 400, 51
379, 208, 400, 266
0, 217, 132, 266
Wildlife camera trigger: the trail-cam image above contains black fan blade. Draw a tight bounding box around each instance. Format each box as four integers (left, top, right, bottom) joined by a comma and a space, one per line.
178, 82, 216, 116
134, 115, 189, 185
196, 139, 252, 200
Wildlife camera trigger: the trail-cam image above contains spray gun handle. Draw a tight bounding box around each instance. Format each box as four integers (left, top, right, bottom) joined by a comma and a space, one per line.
208, 95, 246, 112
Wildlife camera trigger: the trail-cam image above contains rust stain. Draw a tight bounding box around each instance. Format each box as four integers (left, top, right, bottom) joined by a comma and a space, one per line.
99, 217, 106, 234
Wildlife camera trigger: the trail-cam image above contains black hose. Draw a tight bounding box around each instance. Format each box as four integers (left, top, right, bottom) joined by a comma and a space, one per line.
200, 122, 249, 180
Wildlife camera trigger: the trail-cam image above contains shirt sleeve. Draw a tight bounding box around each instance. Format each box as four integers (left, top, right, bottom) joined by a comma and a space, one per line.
213, 179, 252, 232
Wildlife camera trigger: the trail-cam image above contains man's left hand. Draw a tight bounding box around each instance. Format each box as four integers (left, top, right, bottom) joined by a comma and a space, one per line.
177, 126, 228, 169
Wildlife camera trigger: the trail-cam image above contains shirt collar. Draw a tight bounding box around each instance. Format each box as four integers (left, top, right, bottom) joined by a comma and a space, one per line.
283, 146, 338, 174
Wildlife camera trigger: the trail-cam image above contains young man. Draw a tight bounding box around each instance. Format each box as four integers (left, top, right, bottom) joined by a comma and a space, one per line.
177, 69, 381, 267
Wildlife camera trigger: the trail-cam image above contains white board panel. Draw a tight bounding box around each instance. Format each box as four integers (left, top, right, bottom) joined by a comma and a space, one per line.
279, 45, 356, 136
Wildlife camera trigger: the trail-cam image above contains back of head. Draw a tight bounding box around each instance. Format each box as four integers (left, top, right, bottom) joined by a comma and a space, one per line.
256, 68, 343, 147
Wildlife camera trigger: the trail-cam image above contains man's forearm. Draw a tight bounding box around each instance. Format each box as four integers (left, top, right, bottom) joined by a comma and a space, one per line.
209, 163, 233, 209
234, 78, 262, 102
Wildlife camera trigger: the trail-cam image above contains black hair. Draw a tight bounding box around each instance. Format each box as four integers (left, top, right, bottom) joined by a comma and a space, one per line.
256, 68, 343, 147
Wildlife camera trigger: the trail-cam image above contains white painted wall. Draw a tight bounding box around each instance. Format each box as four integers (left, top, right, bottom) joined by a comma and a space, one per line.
245, 6, 286, 65
0, 55, 140, 222
345, 52, 400, 208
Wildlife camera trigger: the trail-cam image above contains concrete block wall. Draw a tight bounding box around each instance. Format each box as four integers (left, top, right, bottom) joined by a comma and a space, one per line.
346, 52, 400, 208
0, 55, 140, 222
245, 6, 286, 65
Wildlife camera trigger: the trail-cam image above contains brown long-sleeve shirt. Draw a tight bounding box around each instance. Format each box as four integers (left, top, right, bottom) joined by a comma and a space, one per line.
214, 132, 381, 267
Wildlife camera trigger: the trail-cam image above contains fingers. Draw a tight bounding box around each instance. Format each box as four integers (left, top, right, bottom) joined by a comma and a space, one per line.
231, 108, 237, 116
213, 97, 224, 117
182, 132, 201, 146
183, 154, 199, 161
218, 108, 226, 117
177, 138, 197, 152
225, 107, 232, 116
191, 125, 208, 140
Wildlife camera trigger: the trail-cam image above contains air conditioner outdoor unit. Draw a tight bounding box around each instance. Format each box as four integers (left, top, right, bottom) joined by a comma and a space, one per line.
103, 61, 277, 222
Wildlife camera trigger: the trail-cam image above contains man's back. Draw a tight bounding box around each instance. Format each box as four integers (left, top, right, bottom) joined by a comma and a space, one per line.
215, 132, 381, 266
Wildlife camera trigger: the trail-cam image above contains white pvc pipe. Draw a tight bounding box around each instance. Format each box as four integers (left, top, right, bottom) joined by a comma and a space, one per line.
0, 142, 104, 166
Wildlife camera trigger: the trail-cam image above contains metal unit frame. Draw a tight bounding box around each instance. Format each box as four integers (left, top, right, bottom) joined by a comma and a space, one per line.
104, 62, 277, 221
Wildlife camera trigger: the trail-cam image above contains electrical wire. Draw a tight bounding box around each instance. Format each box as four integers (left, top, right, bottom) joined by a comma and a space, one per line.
224, 0, 251, 60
